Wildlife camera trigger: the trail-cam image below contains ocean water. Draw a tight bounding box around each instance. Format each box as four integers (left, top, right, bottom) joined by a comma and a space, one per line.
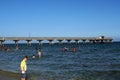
0, 42, 120, 80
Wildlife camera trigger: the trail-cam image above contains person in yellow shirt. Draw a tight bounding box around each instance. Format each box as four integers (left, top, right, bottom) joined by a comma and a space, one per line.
20, 56, 28, 80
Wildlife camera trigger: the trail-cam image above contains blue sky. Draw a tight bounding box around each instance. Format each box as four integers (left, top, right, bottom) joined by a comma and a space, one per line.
0, 0, 120, 41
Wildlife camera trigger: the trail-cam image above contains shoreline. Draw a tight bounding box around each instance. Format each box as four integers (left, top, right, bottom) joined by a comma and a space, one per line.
0, 70, 20, 80
0, 69, 120, 80
0, 70, 34, 80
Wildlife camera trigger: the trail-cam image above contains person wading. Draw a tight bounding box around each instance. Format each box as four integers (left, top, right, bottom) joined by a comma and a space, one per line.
20, 56, 28, 80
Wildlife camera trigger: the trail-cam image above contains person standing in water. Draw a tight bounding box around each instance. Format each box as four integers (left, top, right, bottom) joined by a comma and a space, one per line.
20, 56, 28, 80
38, 50, 41, 58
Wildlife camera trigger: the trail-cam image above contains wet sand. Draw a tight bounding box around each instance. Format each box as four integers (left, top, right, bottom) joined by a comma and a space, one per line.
0, 70, 20, 80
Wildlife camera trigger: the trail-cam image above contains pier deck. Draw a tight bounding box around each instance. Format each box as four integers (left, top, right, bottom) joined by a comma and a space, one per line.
0, 36, 113, 45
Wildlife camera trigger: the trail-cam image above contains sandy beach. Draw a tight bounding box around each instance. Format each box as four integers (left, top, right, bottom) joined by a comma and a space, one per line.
0, 70, 20, 80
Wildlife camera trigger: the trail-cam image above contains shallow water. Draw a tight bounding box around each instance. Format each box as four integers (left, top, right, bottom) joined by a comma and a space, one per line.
0, 42, 120, 80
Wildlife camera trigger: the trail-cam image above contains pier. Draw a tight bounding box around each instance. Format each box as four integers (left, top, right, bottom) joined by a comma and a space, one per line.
0, 36, 113, 47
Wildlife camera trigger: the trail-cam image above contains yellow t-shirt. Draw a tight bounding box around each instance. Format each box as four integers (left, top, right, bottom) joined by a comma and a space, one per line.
20, 59, 27, 72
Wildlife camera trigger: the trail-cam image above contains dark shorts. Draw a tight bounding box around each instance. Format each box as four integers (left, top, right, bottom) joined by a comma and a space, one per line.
21, 73, 26, 78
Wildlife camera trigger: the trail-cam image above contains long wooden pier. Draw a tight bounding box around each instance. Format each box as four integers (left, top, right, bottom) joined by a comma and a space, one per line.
0, 36, 113, 46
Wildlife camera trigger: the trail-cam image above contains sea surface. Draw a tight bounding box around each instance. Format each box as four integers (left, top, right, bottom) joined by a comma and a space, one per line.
0, 42, 120, 80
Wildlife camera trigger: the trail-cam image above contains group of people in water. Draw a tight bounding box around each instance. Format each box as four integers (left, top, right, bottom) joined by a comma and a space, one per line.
0, 45, 19, 52
61, 46, 77, 52
0, 45, 42, 60
0, 45, 77, 53
32, 50, 42, 59
19, 46, 77, 80
0, 45, 77, 80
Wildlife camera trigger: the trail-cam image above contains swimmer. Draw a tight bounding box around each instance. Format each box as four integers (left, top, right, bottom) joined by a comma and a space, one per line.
32, 54, 36, 59
72, 47, 77, 53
